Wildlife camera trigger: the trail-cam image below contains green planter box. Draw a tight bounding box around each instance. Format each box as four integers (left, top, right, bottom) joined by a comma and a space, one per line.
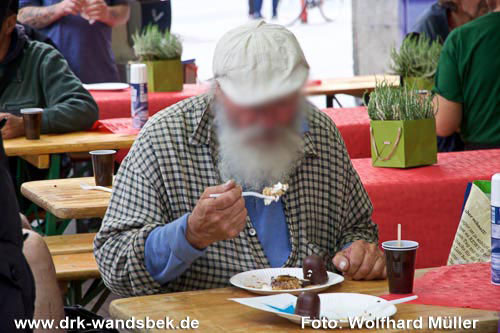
370, 118, 437, 168
145, 58, 183, 92
404, 76, 434, 91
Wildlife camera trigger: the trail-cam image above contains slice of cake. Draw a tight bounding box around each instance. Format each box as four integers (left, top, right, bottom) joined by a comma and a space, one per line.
271, 275, 302, 290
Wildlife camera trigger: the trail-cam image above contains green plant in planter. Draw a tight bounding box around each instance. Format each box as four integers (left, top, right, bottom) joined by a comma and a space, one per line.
132, 25, 184, 92
390, 34, 442, 91
366, 82, 437, 168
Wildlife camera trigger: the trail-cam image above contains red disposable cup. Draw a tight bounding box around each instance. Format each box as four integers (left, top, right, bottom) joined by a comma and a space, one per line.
382, 240, 419, 294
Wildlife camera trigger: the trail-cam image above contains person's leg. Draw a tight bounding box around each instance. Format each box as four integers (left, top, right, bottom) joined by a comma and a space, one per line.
253, 0, 263, 18
22, 230, 65, 332
249, 0, 254, 16
272, 0, 279, 17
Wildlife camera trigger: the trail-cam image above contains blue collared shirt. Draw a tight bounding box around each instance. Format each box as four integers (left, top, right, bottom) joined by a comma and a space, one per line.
144, 196, 293, 284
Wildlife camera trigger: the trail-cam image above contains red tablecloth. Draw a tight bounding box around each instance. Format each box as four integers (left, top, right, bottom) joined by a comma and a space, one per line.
353, 149, 500, 269
382, 263, 500, 311
91, 84, 208, 120
322, 107, 370, 159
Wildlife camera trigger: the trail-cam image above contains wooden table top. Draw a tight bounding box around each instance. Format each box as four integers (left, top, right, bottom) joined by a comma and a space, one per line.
109, 269, 499, 332
3, 131, 136, 157
305, 75, 400, 97
53, 252, 99, 281
21, 177, 110, 219
45, 233, 96, 256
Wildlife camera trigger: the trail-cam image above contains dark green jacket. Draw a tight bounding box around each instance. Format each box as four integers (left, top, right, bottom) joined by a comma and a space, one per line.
0, 26, 98, 134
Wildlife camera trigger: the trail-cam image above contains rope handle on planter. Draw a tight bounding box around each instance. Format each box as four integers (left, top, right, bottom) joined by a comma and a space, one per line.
370, 127, 402, 162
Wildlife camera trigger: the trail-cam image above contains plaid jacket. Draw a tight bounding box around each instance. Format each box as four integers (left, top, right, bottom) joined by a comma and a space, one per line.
94, 94, 378, 296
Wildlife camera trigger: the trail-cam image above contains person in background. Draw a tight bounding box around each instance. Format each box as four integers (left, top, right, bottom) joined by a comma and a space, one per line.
0, 118, 64, 332
253, 0, 280, 19
412, 1, 488, 152
411, 0, 489, 43
248, 0, 254, 18
433, 0, 500, 150
18, 0, 130, 84
0, 0, 98, 140
0, 119, 35, 332
95, 21, 385, 297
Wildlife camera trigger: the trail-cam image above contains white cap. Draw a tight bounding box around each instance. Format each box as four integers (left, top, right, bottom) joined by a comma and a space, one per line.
130, 63, 148, 84
213, 20, 310, 106
492, 173, 500, 207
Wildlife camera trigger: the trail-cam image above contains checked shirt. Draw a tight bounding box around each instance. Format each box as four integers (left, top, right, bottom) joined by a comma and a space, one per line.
94, 94, 378, 296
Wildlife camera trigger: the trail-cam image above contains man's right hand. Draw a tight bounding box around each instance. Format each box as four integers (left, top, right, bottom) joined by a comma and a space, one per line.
186, 180, 247, 250
57, 0, 85, 16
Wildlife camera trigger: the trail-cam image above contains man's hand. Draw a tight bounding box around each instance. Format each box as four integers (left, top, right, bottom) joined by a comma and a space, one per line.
57, 0, 85, 16
186, 180, 247, 249
0, 114, 25, 139
333, 240, 386, 280
82, 0, 110, 23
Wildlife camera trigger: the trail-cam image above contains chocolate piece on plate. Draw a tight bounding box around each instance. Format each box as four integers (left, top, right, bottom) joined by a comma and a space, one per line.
303, 254, 328, 285
294, 292, 320, 319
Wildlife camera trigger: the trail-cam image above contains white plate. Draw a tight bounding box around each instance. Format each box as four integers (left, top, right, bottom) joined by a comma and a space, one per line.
230, 293, 397, 326
83, 83, 130, 91
229, 267, 344, 295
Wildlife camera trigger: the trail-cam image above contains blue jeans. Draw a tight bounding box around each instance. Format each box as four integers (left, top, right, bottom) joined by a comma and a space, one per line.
253, 0, 279, 17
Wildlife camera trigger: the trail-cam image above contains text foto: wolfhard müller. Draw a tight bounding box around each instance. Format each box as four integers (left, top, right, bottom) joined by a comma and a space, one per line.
302, 316, 479, 330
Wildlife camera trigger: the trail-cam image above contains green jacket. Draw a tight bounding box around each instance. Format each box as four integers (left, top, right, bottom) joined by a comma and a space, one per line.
0, 27, 98, 134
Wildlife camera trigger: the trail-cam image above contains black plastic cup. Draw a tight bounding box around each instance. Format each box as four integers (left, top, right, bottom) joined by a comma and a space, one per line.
382, 240, 419, 294
89, 150, 116, 187
21, 108, 43, 140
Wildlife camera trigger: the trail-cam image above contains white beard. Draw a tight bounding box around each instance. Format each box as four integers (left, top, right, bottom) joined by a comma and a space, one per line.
213, 100, 305, 191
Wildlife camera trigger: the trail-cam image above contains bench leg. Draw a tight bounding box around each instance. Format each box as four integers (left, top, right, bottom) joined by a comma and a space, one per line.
91, 288, 111, 314
66, 281, 82, 306
66, 279, 110, 313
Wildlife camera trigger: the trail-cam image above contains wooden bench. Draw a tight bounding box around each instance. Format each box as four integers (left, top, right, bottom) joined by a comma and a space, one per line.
45, 233, 96, 256
52, 251, 108, 312
53, 252, 100, 281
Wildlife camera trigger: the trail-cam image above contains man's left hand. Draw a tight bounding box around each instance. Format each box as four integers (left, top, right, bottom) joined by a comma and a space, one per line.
332, 240, 387, 280
83, 0, 110, 23
0, 113, 25, 139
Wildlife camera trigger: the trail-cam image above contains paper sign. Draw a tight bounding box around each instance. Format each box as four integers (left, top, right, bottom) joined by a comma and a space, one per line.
448, 183, 491, 265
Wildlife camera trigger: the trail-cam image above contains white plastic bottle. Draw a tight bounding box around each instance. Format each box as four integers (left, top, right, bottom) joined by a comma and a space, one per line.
492, 173, 500, 285
130, 64, 149, 129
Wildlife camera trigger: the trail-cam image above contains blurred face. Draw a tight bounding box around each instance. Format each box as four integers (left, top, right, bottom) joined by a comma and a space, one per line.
486, 0, 500, 10
213, 87, 305, 191
217, 88, 301, 145
457, 0, 489, 19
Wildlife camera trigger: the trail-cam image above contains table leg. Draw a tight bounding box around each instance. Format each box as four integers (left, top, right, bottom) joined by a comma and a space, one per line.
326, 95, 334, 108
45, 154, 71, 235
333, 95, 343, 108
48, 154, 61, 180
326, 95, 344, 108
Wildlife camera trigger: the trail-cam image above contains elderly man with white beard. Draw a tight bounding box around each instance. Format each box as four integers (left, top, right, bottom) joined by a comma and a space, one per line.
94, 21, 386, 296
